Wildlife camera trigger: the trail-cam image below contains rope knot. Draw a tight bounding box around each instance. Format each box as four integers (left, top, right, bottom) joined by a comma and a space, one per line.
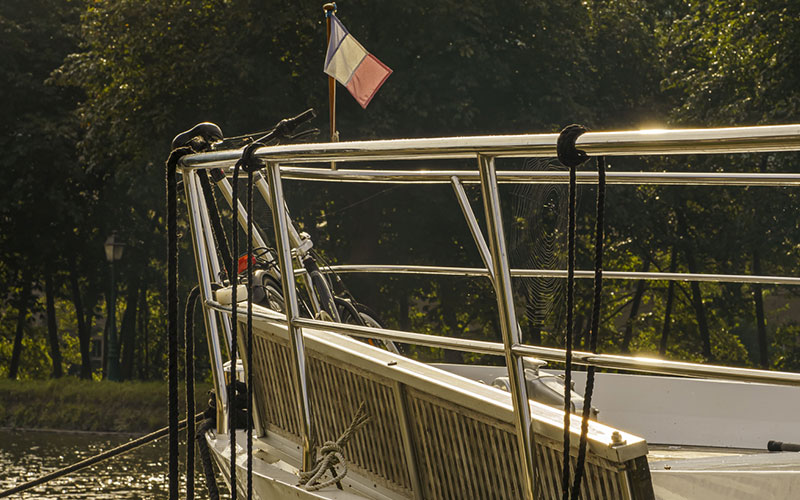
237, 142, 263, 173
299, 402, 371, 492
319, 441, 343, 456
557, 124, 589, 168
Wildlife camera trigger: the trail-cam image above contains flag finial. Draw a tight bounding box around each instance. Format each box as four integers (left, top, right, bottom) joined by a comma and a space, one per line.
323, 3, 337, 17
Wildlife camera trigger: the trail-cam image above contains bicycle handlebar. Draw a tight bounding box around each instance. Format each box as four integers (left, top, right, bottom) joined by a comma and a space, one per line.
258, 108, 317, 145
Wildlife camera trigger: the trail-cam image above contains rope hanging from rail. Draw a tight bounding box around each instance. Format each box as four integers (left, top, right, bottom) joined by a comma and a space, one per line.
185, 281, 222, 499
184, 285, 201, 500
557, 124, 608, 499
245, 163, 256, 499
571, 154, 606, 500
234, 140, 263, 500
556, 124, 586, 500
166, 145, 195, 500
229, 158, 241, 500
198, 169, 234, 280
299, 401, 371, 491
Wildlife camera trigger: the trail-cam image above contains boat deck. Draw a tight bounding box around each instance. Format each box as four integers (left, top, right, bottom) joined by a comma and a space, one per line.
648, 445, 800, 471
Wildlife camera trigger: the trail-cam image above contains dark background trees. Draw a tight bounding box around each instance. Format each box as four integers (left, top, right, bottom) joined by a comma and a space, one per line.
2, 0, 799, 380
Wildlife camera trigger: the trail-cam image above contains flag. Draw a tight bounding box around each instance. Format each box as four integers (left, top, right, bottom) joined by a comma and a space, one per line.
324, 14, 392, 109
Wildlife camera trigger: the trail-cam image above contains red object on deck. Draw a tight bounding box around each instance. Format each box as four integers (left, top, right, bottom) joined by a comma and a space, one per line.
238, 255, 256, 274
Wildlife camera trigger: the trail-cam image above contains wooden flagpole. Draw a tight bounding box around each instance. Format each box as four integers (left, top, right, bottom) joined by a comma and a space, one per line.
323, 3, 338, 169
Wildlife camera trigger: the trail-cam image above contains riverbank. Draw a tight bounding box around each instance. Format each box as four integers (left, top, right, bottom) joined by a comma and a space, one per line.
0, 378, 212, 434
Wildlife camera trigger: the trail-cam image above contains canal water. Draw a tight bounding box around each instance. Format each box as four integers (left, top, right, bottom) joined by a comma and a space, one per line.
0, 429, 229, 499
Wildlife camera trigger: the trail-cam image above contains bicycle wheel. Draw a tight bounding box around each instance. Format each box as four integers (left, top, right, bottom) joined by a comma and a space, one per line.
337, 299, 401, 355
259, 274, 285, 313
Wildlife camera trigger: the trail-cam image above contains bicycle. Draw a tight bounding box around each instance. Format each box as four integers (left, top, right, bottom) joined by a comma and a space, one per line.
172, 110, 400, 353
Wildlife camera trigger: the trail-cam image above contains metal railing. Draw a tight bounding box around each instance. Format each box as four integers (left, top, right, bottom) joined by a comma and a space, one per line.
179, 124, 800, 500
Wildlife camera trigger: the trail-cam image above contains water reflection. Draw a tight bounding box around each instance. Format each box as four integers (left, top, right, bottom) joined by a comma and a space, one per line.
0, 429, 229, 499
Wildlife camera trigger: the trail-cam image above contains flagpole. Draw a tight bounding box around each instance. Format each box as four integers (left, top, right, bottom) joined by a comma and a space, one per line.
323, 3, 338, 170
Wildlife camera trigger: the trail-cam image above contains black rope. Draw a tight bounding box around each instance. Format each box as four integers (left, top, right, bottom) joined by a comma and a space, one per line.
570, 155, 606, 499
229, 160, 241, 500
246, 169, 255, 500
166, 146, 194, 500
0, 414, 203, 499
185, 285, 201, 500
556, 124, 588, 500
226, 138, 263, 499
194, 383, 220, 499
198, 170, 234, 280
197, 416, 221, 500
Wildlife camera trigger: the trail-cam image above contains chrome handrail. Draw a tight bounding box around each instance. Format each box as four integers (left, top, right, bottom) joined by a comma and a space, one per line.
180, 124, 800, 166
182, 124, 800, 500
278, 168, 800, 186
311, 264, 800, 286
203, 300, 800, 388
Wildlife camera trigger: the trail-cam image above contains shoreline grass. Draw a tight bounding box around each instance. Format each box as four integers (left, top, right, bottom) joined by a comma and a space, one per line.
0, 378, 212, 433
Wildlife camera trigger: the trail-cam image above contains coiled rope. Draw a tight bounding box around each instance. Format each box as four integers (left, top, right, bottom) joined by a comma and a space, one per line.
299, 401, 371, 491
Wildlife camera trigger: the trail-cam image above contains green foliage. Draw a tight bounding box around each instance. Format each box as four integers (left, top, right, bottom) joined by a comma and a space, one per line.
2, 0, 800, 380
663, 0, 800, 125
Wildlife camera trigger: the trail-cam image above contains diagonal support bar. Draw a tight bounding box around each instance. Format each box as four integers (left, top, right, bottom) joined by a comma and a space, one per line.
450, 176, 495, 282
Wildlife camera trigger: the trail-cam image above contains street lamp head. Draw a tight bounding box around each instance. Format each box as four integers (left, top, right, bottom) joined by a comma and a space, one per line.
104, 232, 126, 262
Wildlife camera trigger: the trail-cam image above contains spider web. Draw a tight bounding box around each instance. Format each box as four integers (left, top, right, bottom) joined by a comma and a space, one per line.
508, 158, 572, 337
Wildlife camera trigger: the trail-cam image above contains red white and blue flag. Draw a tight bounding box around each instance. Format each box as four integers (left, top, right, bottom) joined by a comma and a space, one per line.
324, 14, 392, 109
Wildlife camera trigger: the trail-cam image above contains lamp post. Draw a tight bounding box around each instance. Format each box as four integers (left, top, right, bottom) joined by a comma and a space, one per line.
104, 232, 125, 381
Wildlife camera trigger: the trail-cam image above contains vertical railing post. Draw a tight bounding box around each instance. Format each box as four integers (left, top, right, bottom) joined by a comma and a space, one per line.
477, 154, 538, 500
193, 173, 234, 355
182, 170, 229, 430
265, 161, 315, 471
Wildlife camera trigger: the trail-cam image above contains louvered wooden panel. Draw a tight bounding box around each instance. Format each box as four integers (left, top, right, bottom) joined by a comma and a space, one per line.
533, 434, 629, 500
249, 329, 412, 494
406, 388, 634, 500
307, 354, 412, 494
248, 324, 649, 499
406, 387, 524, 499
251, 334, 300, 441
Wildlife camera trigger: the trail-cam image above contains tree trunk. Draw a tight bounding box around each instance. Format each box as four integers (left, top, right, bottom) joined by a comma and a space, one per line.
659, 247, 678, 356
684, 247, 713, 360
440, 289, 463, 364
44, 263, 63, 378
102, 303, 110, 379
119, 273, 141, 380
398, 290, 410, 332
753, 250, 768, 368
138, 285, 148, 379
676, 209, 713, 360
621, 260, 650, 353
8, 268, 32, 380
69, 262, 92, 380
